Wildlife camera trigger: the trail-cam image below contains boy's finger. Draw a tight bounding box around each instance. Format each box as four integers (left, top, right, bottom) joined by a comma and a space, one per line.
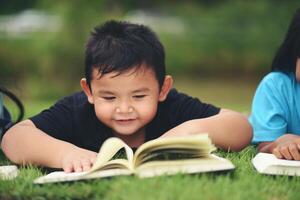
279, 146, 292, 160
73, 160, 83, 172
272, 148, 283, 159
82, 159, 92, 171
90, 156, 96, 164
63, 162, 74, 173
289, 143, 300, 160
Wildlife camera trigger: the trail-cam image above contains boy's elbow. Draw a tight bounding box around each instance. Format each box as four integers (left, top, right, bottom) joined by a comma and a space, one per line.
1, 120, 34, 164
226, 133, 252, 152
1, 129, 22, 164
219, 111, 253, 152
231, 116, 253, 151
1, 124, 15, 151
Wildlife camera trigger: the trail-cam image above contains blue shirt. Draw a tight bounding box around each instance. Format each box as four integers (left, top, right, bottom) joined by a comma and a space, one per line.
249, 72, 300, 143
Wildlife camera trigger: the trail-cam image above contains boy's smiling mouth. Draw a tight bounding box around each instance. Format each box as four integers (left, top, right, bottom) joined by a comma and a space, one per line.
114, 118, 136, 125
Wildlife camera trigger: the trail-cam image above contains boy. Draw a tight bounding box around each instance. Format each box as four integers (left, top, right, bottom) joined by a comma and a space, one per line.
1, 21, 252, 172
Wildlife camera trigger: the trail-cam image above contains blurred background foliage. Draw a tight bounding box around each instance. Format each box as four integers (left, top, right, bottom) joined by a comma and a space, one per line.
0, 0, 299, 101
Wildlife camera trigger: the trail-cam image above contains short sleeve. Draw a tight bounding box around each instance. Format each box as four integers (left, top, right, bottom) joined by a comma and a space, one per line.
167, 89, 220, 126
30, 95, 75, 141
249, 73, 288, 144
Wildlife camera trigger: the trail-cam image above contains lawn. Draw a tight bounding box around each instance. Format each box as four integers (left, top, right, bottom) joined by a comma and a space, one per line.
1, 77, 299, 200
1, 148, 300, 200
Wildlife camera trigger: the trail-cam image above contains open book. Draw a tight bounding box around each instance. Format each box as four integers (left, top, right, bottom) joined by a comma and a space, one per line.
252, 153, 300, 176
34, 134, 234, 184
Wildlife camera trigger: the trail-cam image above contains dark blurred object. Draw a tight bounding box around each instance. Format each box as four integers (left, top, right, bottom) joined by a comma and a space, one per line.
271, 8, 300, 73
0, 86, 24, 138
0, 0, 37, 14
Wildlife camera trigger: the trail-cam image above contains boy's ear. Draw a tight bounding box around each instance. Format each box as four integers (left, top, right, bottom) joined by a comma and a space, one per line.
158, 75, 173, 102
80, 78, 94, 104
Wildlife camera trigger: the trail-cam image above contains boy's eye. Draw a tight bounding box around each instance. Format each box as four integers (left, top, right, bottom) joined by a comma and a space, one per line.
133, 95, 146, 99
102, 96, 115, 101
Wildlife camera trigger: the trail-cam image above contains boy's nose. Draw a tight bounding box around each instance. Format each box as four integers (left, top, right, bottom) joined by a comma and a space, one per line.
116, 102, 134, 113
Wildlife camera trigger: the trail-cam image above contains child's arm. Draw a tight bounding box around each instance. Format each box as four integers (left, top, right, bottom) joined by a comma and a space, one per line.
258, 134, 300, 160
160, 109, 252, 151
1, 120, 97, 172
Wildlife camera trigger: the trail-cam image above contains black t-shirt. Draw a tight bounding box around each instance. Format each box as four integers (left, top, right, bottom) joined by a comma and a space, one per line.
30, 89, 220, 152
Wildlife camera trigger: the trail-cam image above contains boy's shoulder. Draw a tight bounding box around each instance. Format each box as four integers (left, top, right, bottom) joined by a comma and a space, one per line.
56, 91, 88, 107
48, 91, 92, 116
164, 88, 193, 106
164, 88, 217, 111
166, 88, 191, 100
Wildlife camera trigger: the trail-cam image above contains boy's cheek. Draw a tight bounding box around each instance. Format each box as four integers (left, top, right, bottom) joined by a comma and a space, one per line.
138, 104, 158, 121
94, 104, 112, 118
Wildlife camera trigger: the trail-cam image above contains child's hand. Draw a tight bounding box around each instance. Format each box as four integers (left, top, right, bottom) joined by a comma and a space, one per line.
61, 147, 97, 173
272, 134, 300, 160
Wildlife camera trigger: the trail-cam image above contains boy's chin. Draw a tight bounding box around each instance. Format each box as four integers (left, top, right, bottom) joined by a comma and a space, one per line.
112, 127, 144, 137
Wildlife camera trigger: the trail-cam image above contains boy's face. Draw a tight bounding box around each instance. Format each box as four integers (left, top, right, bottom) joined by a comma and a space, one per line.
81, 65, 173, 138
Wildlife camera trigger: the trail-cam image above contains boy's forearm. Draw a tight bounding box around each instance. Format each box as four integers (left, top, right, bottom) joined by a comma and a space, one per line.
205, 109, 253, 151
1, 120, 76, 168
161, 109, 253, 151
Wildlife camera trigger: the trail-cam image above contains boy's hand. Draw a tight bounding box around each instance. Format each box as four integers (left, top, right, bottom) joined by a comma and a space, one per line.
61, 147, 97, 173
271, 134, 300, 160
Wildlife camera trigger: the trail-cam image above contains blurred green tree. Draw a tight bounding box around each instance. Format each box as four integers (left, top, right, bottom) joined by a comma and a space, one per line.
0, 0, 299, 99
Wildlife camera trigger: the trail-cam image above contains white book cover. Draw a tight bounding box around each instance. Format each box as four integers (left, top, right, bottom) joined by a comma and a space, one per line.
252, 153, 300, 176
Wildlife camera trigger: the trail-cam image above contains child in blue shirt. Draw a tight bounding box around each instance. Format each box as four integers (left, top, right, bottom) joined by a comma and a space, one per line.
249, 9, 300, 160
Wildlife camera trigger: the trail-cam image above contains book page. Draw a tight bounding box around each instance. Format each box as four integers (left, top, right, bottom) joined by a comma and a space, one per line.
133, 134, 215, 167
89, 137, 134, 173
34, 168, 133, 184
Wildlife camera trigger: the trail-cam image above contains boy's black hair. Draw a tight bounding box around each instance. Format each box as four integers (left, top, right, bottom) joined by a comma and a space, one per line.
271, 8, 300, 73
85, 20, 166, 89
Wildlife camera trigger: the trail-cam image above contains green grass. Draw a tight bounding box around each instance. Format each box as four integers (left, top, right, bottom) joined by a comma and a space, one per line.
3, 78, 298, 200
1, 148, 300, 200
